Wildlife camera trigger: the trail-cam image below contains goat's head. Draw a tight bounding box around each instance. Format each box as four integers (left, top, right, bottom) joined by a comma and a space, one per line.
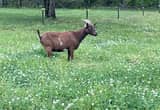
83, 19, 97, 36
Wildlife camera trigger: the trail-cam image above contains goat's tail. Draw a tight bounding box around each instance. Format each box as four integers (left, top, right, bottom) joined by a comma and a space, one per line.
37, 29, 41, 40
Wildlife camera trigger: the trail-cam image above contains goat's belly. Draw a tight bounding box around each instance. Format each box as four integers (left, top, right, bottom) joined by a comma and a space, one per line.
52, 49, 64, 52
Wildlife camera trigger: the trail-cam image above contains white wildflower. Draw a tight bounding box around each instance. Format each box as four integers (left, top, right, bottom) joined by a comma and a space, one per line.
64, 103, 74, 110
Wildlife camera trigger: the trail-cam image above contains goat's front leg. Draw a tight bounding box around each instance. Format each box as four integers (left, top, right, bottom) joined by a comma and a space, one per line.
67, 50, 70, 61
67, 48, 74, 61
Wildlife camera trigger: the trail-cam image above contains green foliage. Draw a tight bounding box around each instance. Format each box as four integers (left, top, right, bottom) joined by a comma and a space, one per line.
0, 0, 159, 8
55, 0, 84, 8
0, 8, 160, 110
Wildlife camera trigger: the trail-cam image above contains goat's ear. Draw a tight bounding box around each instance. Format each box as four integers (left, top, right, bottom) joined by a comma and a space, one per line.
85, 23, 89, 28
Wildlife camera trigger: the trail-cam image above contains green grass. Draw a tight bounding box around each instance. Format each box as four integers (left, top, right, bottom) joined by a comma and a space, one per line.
0, 8, 160, 110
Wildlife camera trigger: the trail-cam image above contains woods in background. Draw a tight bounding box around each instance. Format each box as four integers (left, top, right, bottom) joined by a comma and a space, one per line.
0, 0, 159, 8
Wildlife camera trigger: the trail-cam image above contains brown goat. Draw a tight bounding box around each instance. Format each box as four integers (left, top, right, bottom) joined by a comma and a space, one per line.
37, 19, 97, 61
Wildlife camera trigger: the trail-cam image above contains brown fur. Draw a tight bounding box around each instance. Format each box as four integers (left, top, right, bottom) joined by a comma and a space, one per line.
37, 22, 97, 61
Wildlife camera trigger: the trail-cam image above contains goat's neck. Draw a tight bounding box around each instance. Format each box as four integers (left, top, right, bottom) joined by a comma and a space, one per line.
75, 28, 88, 43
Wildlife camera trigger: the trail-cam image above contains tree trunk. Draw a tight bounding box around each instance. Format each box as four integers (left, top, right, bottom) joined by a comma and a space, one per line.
44, 0, 49, 17
17, 0, 22, 8
2, 0, 8, 7
48, 0, 56, 18
19, 0, 22, 7
44, 0, 56, 18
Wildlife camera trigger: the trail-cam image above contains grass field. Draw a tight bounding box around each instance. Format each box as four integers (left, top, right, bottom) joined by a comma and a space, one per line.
0, 8, 160, 110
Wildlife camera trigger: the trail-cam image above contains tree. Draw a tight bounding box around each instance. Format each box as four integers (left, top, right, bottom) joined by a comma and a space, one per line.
2, 0, 8, 7
16, 0, 22, 8
44, 0, 56, 18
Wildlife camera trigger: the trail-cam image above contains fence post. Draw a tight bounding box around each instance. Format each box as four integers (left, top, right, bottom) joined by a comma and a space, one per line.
41, 8, 45, 24
117, 6, 120, 19
142, 7, 144, 16
84, 0, 89, 19
158, 0, 160, 13
86, 8, 89, 19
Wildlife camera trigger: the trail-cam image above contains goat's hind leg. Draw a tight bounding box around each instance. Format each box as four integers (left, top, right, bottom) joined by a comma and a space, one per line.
45, 47, 52, 57
67, 49, 70, 61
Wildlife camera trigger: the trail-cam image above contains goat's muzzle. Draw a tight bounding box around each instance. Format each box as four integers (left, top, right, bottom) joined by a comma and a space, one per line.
93, 32, 97, 36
